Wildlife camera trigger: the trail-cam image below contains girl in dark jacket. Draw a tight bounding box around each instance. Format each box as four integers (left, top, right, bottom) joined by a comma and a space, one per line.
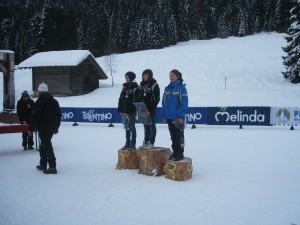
118, 71, 139, 150
138, 69, 160, 149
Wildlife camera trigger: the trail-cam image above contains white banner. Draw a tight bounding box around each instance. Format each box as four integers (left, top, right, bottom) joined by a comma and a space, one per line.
271, 107, 300, 126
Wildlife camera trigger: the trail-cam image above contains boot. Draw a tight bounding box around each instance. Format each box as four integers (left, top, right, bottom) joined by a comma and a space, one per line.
128, 143, 136, 151
139, 141, 148, 149
36, 165, 47, 171
144, 142, 155, 150
43, 168, 57, 174
121, 143, 130, 150
171, 154, 184, 161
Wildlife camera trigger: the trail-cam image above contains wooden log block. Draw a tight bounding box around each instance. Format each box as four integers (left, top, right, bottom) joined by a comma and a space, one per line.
115, 150, 139, 170
136, 148, 172, 176
163, 157, 193, 181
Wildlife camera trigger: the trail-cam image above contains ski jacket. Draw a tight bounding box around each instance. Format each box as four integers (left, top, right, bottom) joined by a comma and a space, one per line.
161, 80, 188, 120
118, 81, 139, 115
138, 78, 160, 113
17, 97, 35, 123
29, 93, 61, 133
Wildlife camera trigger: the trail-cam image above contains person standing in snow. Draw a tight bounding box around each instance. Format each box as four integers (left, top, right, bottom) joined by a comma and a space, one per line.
138, 69, 160, 149
28, 82, 61, 174
17, 91, 35, 150
118, 72, 139, 151
162, 69, 188, 161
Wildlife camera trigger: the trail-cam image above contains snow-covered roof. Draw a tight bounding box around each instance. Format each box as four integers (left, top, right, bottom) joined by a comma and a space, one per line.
18, 50, 92, 68
0, 50, 14, 54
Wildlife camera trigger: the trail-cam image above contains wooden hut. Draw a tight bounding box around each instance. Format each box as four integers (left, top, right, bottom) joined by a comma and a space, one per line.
18, 50, 108, 96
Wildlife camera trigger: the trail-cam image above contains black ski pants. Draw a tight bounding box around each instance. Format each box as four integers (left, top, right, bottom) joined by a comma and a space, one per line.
167, 120, 184, 157
22, 132, 34, 148
39, 132, 56, 169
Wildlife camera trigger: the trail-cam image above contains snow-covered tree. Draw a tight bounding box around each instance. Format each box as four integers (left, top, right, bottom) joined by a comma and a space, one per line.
176, 0, 191, 41
282, 0, 300, 83
276, 0, 293, 32
264, 0, 277, 31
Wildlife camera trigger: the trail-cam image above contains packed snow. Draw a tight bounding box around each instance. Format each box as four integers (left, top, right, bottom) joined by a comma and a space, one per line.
0, 32, 300, 225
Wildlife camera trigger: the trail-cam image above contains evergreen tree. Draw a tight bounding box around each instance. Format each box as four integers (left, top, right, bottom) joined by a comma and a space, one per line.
25, 14, 43, 57
282, 0, 300, 83
0, 0, 287, 62
161, 0, 178, 45
253, 0, 265, 33
39, 1, 78, 52
176, 0, 191, 41
264, 0, 277, 31
237, 0, 249, 37
276, 0, 293, 32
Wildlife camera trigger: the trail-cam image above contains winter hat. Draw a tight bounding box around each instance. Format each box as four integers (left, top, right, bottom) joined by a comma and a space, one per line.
21, 90, 29, 97
125, 71, 136, 81
38, 82, 48, 92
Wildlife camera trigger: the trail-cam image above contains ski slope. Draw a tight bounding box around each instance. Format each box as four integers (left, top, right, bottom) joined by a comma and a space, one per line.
1, 32, 299, 107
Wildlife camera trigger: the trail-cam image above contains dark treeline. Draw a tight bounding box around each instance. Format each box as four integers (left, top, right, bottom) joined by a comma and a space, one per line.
0, 0, 292, 64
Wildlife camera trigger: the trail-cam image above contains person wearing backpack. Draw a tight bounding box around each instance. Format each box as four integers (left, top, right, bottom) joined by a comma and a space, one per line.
161, 69, 188, 161
118, 71, 139, 151
138, 69, 160, 150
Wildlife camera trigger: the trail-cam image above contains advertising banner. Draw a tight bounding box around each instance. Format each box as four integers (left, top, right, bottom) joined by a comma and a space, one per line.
207, 107, 271, 126
63, 106, 294, 126
61, 107, 208, 124
271, 107, 300, 126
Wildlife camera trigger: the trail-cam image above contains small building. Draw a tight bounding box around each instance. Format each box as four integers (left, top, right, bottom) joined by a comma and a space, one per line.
18, 50, 108, 96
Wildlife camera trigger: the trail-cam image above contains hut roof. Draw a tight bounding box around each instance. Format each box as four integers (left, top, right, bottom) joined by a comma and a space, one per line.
18, 50, 107, 79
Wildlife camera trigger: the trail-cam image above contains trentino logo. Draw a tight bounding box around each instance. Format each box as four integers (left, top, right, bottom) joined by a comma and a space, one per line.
82, 109, 112, 122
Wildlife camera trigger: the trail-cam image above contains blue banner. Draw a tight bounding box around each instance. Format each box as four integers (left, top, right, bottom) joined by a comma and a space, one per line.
207, 107, 270, 126
61, 107, 207, 124
61, 106, 272, 126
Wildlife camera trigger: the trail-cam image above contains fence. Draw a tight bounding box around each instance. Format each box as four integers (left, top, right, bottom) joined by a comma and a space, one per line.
61, 106, 300, 126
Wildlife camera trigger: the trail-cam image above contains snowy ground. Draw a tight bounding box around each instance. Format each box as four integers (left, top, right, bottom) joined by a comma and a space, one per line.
1, 32, 300, 225
0, 123, 299, 225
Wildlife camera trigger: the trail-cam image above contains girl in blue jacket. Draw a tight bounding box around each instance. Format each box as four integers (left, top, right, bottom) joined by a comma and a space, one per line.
162, 69, 188, 161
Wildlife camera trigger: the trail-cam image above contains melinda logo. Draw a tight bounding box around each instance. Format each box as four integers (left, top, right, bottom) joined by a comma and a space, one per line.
215, 110, 265, 123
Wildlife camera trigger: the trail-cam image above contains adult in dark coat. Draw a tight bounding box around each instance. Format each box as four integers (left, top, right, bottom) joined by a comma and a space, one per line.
118, 71, 139, 150
138, 69, 160, 149
17, 91, 35, 150
28, 82, 61, 174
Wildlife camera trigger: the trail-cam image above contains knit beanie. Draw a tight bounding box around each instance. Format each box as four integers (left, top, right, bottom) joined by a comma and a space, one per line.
125, 71, 136, 81
38, 82, 48, 92
21, 90, 29, 97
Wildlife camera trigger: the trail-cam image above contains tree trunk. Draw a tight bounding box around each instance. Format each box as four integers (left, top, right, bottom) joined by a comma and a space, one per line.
136, 148, 172, 176
163, 157, 193, 181
115, 150, 139, 170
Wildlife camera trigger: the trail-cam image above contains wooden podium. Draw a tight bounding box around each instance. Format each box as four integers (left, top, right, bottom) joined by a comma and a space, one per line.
163, 157, 193, 181
136, 148, 172, 176
115, 149, 139, 170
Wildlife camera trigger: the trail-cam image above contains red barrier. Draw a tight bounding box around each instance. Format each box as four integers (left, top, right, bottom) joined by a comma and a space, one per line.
0, 124, 29, 134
